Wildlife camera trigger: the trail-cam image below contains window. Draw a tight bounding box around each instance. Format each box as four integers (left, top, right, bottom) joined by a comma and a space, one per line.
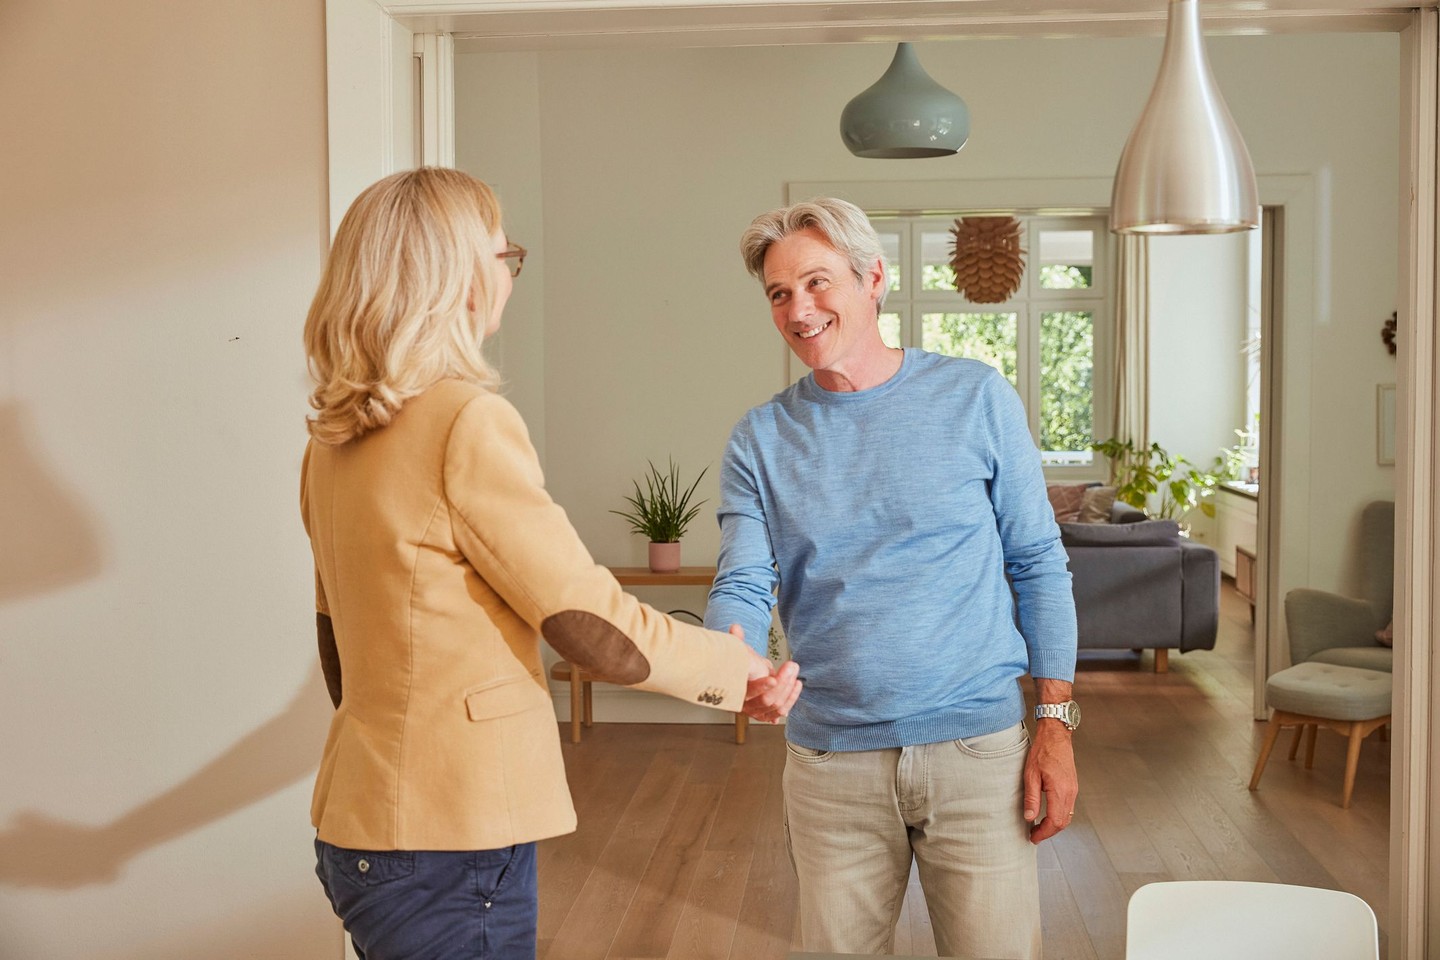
871, 214, 1111, 472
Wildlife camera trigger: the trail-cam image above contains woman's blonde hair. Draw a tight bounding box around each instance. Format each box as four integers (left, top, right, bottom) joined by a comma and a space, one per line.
303, 167, 504, 445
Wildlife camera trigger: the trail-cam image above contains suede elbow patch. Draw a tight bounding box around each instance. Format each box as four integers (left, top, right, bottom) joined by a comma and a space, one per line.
541, 610, 651, 684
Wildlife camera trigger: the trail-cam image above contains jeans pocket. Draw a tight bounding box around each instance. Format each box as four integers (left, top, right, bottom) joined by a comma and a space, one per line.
321, 842, 416, 890
475, 844, 521, 901
953, 722, 1031, 759
785, 741, 834, 764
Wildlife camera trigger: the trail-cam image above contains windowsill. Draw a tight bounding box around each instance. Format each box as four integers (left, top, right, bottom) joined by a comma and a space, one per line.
1220, 480, 1259, 501
1042, 470, 1108, 484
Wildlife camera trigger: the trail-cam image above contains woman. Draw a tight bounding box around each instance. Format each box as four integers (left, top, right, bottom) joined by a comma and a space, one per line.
300, 167, 796, 959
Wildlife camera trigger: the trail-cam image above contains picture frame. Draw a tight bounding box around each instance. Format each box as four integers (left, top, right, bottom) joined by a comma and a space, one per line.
1378, 383, 1397, 466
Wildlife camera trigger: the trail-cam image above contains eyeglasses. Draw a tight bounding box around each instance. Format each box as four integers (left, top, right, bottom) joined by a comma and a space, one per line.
497, 242, 527, 278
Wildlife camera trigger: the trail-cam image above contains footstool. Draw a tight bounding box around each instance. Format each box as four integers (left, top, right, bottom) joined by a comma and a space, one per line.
1248, 661, 1391, 808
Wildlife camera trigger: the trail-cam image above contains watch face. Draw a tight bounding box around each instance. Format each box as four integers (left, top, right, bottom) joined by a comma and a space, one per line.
1038, 701, 1080, 729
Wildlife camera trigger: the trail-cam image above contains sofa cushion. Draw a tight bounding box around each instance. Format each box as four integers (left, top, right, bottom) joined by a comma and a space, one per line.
1046, 482, 1091, 522
1077, 485, 1117, 523
1060, 519, 1181, 546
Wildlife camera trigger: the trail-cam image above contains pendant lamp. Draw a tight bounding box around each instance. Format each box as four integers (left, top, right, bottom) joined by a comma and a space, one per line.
840, 43, 969, 159
1110, 0, 1258, 234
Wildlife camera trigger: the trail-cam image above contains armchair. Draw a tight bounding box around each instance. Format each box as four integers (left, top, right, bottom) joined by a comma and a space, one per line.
1285, 500, 1393, 672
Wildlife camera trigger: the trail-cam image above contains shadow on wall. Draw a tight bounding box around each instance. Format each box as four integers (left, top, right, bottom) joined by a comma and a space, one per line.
0, 401, 103, 599
0, 662, 332, 889
115, 890, 339, 960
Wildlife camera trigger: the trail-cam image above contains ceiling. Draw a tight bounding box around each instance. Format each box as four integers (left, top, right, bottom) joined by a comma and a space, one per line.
378, 0, 1433, 53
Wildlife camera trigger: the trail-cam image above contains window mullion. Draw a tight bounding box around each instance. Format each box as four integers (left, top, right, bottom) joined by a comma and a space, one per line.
1022, 304, 1041, 445
909, 220, 925, 348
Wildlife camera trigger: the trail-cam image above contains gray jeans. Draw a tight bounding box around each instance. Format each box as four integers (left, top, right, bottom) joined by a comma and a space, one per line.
782, 722, 1041, 959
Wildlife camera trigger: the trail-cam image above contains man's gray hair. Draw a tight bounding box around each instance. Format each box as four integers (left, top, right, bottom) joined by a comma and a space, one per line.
739, 197, 888, 309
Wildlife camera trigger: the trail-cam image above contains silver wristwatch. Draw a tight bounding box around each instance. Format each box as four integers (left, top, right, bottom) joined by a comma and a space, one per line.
1034, 700, 1081, 731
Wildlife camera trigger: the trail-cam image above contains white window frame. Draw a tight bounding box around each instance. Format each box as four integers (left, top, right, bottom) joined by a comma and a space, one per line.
872, 213, 1112, 480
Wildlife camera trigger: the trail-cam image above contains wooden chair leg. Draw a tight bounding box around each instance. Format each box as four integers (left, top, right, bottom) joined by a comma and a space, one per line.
1303, 724, 1318, 769
1249, 713, 1285, 791
1287, 724, 1304, 761
569, 669, 582, 744
1154, 648, 1169, 673
1342, 722, 1365, 809
734, 713, 748, 744
582, 678, 594, 727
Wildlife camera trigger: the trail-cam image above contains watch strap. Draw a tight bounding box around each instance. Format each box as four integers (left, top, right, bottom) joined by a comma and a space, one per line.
1034, 700, 1079, 730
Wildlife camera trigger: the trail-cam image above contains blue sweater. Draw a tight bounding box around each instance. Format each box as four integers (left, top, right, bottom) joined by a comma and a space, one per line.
704, 349, 1077, 751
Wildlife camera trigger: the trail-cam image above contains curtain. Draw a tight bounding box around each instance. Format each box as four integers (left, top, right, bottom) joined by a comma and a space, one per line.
1110, 234, 1150, 473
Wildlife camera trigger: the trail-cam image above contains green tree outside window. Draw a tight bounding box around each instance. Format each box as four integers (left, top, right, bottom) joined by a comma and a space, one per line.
1039, 264, 1093, 289
1040, 311, 1094, 453
923, 312, 1019, 385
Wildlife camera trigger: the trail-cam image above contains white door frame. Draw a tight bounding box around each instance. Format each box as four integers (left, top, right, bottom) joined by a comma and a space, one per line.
323, 0, 451, 236
1394, 12, 1437, 960
324, 3, 1439, 957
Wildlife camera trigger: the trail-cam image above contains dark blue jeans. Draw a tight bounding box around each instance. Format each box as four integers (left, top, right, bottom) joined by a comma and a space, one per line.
315, 838, 538, 960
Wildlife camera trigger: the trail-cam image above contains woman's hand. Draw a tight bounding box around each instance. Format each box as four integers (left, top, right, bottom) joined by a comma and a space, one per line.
733, 625, 802, 723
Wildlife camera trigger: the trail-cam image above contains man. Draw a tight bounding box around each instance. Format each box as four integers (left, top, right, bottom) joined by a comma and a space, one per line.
704, 198, 1079, 959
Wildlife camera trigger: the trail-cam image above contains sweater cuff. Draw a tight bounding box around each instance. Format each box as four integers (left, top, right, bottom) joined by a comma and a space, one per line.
1027, 649, 1077, 683
704, 606, 770, 659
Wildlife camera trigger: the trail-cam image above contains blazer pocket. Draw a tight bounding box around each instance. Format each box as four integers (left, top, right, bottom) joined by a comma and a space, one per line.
464, 672, 546, 721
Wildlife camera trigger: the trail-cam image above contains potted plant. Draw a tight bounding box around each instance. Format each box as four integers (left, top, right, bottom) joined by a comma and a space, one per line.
611, 459, 709, 573
1092, 437, 1243, 525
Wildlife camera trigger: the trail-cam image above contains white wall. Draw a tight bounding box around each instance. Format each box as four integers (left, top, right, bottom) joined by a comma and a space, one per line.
0, 2, 334, 957
1147, 231, 1250, 556
1204, 36, 1400, 595
1149, 233, 1250, 473
454, 51, 548, 464
455, 31, 1399, 718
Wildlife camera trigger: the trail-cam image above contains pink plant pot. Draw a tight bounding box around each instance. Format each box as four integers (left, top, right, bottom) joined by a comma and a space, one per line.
648, 541, 681, 573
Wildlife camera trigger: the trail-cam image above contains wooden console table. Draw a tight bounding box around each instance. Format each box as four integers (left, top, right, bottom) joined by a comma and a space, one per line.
1235, 546, 1257, 623
607, 566, 719, 587
552, 565, 749, 744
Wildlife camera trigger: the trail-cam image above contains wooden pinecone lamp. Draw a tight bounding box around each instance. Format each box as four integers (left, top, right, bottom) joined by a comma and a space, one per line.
949, 216, 1026, 304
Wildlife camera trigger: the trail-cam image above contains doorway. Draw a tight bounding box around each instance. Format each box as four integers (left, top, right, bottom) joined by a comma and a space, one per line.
326, 4, 1432, 955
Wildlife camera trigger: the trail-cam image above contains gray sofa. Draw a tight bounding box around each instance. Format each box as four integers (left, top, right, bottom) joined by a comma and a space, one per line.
1060, 502, 1220, 672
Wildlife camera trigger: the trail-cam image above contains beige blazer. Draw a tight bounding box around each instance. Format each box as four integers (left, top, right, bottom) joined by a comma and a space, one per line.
301, 380, 751, 851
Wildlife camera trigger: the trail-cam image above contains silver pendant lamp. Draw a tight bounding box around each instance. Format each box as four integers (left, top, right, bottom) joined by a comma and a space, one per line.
840, 43, 969, 159
1110, 0, 1258, 234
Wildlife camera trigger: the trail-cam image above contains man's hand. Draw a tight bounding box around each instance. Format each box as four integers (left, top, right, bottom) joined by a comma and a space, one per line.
734, 625, 802, 723
1023, 719, 1077, 842
1024, 679, 1079, 843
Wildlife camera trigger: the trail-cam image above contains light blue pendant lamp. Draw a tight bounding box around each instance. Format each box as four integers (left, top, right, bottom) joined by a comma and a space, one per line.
840, 43, 969, 159
1110, 0, 1258, 233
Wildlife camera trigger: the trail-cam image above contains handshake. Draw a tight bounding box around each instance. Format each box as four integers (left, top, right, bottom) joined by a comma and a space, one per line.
733, 624, 802, 724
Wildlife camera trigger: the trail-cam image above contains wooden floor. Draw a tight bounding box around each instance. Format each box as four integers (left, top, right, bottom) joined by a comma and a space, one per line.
536, 583, 1391, 959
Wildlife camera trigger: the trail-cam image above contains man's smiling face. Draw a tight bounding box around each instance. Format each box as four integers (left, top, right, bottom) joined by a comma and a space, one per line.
763, 226, 886, 386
